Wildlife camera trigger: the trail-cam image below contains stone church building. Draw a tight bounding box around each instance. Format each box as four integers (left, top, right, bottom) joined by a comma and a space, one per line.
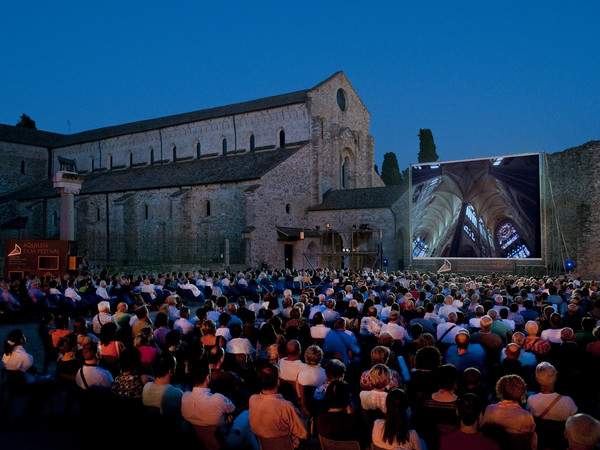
1, 70, 599, 278
0, 72, 406, 274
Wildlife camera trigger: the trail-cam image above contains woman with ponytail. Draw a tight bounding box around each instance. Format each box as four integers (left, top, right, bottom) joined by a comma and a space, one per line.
372, 388, 422, 449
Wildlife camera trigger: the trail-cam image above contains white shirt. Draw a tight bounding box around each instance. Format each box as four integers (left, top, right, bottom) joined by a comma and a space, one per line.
181, 387, 235, 427
181, 283, 201, 297
141, 283, 157, 299
526, 392, 578, 421
540, 328, 563, 344
226, 338, 255, 355
278, 358, 308, 382
297, 365, 326, 387
75, 364, 114, 390
436, 322, 465, 344
360, 390, 388, 413
174, 318, 195, 336
216, 327, 232, 341
2, 345, 33, 372
65, 287, 81, 302
380, 322, 408, 342
310, 325, 330, 339
95, 286, 110, 300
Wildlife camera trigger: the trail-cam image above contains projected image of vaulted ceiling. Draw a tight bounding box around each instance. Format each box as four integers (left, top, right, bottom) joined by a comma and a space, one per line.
411, 154, 541, 259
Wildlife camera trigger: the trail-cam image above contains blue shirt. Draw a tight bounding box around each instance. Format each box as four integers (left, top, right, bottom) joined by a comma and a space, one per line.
323, 329, 360, 365
445, 343, 487, 374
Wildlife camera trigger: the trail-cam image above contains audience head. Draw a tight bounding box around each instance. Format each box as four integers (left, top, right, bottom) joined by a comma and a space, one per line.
535, 361, 557, 388
436, 364, 459, 392
495, 374, 527, 402
286, 339, 302, 359
456, 393, 484, 427
324, 359, 346, 381
504, 343, 521, 360
203, 346, 222, 368
368, 364, 391, 390
304, 345, 323, 366
561, 327, 575, 342
415, 346, 442, 371
565, 414, 600, 450
256, 363, 279, 391
370, 346, 391, 366
382, 389, 411, 445
325, 380, 351, 410
188, 358, 211, 385
479, 315, 493, 331
153, 353, 176, 378
455, 330, 471, 349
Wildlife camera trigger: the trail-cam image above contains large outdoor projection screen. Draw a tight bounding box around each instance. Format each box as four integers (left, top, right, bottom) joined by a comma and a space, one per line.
411, 153, 541, 259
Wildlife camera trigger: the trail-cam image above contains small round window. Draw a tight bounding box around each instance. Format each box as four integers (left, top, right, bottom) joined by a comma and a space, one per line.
337, 89, 347, 111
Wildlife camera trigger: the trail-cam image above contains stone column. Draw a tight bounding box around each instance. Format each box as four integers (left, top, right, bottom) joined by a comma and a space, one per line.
53, 171, 85, 241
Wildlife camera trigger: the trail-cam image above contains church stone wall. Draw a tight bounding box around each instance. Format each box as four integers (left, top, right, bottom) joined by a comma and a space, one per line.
73, 179, 253, 271
53, 103, 310, 173
245, 145, 314, 268
307, 73, 379, 203
0, 142, 48, 193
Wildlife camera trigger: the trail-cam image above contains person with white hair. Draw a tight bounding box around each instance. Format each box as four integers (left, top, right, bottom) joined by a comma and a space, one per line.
93, 300, 118, 335
95, 280, 110, 301
564, 414, 600, 450
526, 362, 577, 421
438, 296, 459, 320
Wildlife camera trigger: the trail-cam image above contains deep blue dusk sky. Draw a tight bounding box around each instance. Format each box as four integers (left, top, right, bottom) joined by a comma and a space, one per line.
1, 2, 598, 170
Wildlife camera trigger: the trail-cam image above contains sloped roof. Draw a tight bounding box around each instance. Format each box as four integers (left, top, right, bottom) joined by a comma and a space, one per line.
53, 89, 310, 147
309, 185, 405, 211
0, 72, 352, 148
0, 144, 306, 202
0, 85, 320, 148
0, 124, 64, 147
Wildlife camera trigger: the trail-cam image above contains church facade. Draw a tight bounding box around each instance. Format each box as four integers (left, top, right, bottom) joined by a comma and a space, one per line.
0, 72, 406, 274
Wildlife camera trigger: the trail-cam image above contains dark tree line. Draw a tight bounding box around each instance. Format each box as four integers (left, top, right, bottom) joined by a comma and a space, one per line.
379, 128, 439, 188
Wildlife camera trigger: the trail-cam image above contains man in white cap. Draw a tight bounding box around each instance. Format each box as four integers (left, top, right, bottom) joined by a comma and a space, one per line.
93, 300, 117, 335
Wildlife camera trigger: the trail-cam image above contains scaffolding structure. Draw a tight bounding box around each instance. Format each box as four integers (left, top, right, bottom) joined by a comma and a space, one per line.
308, 225, 383, 272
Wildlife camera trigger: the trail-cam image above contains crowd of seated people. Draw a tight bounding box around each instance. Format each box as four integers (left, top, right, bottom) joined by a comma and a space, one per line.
3, 269, 600, 449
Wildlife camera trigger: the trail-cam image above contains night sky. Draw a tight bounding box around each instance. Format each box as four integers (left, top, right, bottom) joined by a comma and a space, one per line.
1, 1, 598, 169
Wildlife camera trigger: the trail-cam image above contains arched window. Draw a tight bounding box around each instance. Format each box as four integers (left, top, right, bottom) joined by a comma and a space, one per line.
496, 220, 531, 258
20, 160, 25, 174
129, 152, 133, 168
250, 134, 255, 152
222, 138, 227, 155
279, 130, 285, 148
285, 203, 291, 214
412, 235, 429, 258
497, 222, 519, 250
108, 155, 113, 170
196, 142, 201, 158
172, 145, 177, 162
97, 207, 101, 222
337, 89, 347, 111
340, 153, 355, 189
206, 200, 211, 217
91, 158, 95, 172
150, 149, 155, 165
144, 204, 149, 220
